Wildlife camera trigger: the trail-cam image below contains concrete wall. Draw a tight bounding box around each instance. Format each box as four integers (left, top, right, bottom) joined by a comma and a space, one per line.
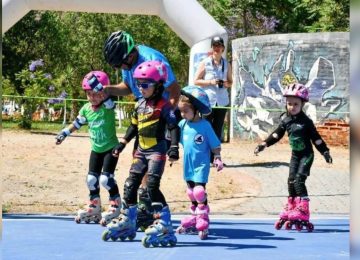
231, 32, 349, 145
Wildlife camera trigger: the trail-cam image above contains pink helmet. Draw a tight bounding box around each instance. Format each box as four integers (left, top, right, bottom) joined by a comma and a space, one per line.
133, 61, 167, 83
283, 83, 309, 102
82, 71, 110, 90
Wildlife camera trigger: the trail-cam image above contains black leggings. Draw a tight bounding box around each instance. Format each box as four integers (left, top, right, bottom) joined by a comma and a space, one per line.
88, 149, 119, 198
288, 152, 314, 197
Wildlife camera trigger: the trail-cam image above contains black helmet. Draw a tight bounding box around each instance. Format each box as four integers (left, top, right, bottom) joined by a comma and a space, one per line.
103, 31, 135, 68
211, 36, 224, 47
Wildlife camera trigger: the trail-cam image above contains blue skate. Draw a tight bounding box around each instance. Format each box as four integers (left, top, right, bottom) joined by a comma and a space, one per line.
141, 204, 177, 248
102, 203, 137, 242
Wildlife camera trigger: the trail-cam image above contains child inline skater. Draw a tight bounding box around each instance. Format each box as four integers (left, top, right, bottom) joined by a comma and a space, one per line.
55, 71, 121, 226
101, 61, 180, 247
254, 83, 333, 232
175, 86, 224, 240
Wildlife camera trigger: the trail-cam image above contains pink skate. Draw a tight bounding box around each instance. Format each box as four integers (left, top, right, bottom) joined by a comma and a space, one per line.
195, 204, 210, 240
176, 205, 197, 234
285, 198, 314, 232
274, 197, 296, 230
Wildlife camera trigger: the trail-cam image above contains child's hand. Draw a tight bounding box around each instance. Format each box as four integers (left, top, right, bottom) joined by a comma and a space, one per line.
55, 130, 69, 145
88, 74, 103, 92
254, 143, 266, 155
213, 157, 224, 172
167, 146, 179, 161
112, 142, 126, 157
323, 151, 333, 164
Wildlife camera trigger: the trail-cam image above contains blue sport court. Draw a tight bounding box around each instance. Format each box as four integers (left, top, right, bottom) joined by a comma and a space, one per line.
2, 215, 349, 260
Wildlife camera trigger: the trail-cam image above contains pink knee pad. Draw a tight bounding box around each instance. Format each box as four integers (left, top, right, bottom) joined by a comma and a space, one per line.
193, 186, 207, 203
186, 187, 195, 202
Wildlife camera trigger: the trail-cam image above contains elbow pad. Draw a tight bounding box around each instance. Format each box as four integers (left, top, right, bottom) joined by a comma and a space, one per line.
72, 115, 86, 129
123, 124, 138, 142
265, 127, 285, 147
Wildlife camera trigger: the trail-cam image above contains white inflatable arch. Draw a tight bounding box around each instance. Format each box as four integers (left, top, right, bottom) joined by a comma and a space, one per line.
2, 0, 228, 83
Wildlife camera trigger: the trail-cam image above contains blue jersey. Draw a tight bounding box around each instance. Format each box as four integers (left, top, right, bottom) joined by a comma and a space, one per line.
122, 45, 177, 100
179, 118, 221, 183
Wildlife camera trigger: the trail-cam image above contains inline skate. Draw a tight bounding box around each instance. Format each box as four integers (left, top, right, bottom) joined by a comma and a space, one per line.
136, 187, 154, 231
100, 196, 121, 226
285, 198, 314, 232
75, 197, 101, 224
102, 203, 137, 241
195, 204, 210, 240
275, 197, 296, 230
141, 204, 177, 247
176, 205, 197, 234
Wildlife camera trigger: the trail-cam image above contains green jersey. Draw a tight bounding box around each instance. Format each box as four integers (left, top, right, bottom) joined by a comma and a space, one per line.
79, 103, 118, 153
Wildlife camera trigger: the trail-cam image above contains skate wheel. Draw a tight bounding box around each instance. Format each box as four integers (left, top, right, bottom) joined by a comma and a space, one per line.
199, 230, 208, 240
175, 226, 184, 234
169, 236, 177, 247
75, 217, 81, 224
93, 215, 101, 224
102, 230, 110, 241
141, 236, 150, 248
128, 232, 136, 241
274, 220, 282, 230
160, 240, 168, 246
295, 222, 303, 231
85, 219, 90, 224
285, 221, 292, 230
307, 223, 314, 232
151, 241, 159, 247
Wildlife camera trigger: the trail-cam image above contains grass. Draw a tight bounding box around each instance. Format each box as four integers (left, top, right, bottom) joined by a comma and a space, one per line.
2, 202, 12, 214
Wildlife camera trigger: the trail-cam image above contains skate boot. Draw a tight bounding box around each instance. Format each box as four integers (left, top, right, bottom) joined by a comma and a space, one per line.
75, 197, 101, 224
286, 198, 314, 232
195, 204, 210, 240
100, 196, 121, 226
141, 204, 177, 248
275, 197, 296, 230
102, 202, 137, 241
176, 205, 197, 234
136, 187, 154, 231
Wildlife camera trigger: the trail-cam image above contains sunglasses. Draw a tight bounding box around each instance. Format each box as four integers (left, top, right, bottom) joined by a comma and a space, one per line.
137, 82, 156, 89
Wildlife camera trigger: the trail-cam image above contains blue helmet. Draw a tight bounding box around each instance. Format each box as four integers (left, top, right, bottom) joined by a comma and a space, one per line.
180, 86, 211, 115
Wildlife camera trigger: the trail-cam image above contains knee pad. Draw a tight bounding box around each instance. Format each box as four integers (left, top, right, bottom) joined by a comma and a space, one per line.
186, 187, 195, 202
193, 186, 207, 203
294, 174, 308, 197
124, 172, 142, 203
147, 175, 160, 193
99, 172, 117, 191
87, 171, 100, 191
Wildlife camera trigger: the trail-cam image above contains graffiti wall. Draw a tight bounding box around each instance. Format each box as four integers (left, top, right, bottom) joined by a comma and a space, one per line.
231, 32, 349, 140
